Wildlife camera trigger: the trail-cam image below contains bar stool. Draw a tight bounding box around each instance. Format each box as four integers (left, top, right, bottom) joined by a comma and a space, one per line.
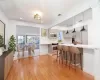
69, 46, 82, 70
28, 46, 31, 55
17, 44, 21, 57
62, 46, 69, 65
57, 45, 63, 63
22, 46, 25, 56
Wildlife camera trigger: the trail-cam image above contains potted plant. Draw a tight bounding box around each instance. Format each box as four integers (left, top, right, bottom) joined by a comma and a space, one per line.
0, 35, 4, 56
0, 35, 3, 47
8, 35, 16, 52
58, 40, 62, 43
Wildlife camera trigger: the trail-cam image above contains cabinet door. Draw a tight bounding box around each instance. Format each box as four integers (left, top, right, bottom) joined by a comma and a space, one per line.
84, 9, 92, 21
8, 52, 13, 71
81, 31, 88, 44
75, 32, 81, 43
67, 17, 73, 27
10, 52, 13, 67
4, 52, 14, 80
4, 56, 8, 80
75, 13, 83, 23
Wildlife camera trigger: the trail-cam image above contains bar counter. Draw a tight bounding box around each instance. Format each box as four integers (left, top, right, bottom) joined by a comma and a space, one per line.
59, 43, 100, 77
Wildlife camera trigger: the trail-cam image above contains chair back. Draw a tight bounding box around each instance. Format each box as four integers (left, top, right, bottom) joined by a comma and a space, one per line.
62, 46, 69, 52
69, 46, 80, 54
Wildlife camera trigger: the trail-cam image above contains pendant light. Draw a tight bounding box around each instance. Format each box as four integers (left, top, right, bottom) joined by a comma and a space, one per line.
80, 12, 86, 32
80, 12, 85, 44
66, 30, 69, 34
72, 28, 76, 33
81, 26, 86, 31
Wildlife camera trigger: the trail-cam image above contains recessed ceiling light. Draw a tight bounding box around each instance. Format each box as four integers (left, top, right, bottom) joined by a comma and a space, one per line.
20, 18, 23, 19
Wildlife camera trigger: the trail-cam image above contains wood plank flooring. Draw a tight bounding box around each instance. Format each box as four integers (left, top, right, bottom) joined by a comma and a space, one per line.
6, 55, 94, 80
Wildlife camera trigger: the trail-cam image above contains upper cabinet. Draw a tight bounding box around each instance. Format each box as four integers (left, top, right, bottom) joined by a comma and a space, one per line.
74, 8, 92, 24
84, 9, 92, 21
75, 13, 83, 23
66, 17, 74, 27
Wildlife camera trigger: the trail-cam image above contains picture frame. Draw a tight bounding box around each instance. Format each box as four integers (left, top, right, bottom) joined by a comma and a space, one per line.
0, 20, 5, 47
41, 28, 47, 37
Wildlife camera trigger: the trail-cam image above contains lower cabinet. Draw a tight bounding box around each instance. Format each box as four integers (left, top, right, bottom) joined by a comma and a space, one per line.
4, 51, 13, 80
0, 51, 14, 80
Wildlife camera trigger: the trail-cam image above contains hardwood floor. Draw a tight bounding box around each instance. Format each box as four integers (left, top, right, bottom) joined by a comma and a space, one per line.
6, 55, 94, 80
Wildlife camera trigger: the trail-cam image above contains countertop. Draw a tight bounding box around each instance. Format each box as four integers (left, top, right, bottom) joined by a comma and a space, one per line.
0, 51, 12, 58
59, 44, 100, 49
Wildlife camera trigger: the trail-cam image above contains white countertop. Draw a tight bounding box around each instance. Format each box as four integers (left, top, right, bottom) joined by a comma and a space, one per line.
59, 44, 100, 49
40, 43, 52, 45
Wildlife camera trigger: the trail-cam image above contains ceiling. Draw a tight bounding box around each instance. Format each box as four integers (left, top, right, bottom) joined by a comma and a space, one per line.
0, 0, 91, 27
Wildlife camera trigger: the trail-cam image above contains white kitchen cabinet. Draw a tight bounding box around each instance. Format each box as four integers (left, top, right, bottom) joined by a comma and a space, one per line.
84, 8, 92, 21
63, 30, 72, 38
66, 17, 73, 27
75, 13, 83, 23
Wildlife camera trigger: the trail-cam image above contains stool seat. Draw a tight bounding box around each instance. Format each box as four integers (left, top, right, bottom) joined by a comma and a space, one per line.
69, 46, 80, 54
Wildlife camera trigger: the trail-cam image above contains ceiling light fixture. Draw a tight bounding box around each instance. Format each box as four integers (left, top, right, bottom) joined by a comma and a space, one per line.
33, 11, 42, 20
34, 14, 41, 20
72, 28, 76, 33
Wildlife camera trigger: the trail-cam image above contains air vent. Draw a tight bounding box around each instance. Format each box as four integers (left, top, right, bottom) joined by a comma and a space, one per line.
58, 14, 62, 16
79, 20, 83, 22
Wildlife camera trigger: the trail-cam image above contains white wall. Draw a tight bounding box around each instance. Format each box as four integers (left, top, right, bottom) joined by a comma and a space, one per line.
0, 9, 13, 46
91, 3, 100, 80
0, 9, 44, 50
83, 49, 94, 75
40, 27, 49, 54
16, 25, 40, 35
51, 0, 95, 27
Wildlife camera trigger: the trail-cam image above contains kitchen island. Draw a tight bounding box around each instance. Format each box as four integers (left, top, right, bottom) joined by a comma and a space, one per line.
59, 44, 100, 80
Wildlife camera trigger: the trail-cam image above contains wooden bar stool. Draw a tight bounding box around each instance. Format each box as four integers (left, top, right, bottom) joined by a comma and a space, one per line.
62, 46, 69, 65
69, 46, 82, 70
28, 46, 31, 55
57, 45, 63, 63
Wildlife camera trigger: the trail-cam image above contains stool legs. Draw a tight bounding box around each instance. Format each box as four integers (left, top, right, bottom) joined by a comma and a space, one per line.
73, 53, 82, 70
80, 53, 82, 70
65, 51, 68, 65
61, 50, 64, 64
74, 54, 76, 71
56, 50, 59, 61
69, 53, 72, 69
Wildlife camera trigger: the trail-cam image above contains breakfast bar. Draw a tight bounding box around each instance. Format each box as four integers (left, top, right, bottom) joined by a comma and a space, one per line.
59, 44, 100, 79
